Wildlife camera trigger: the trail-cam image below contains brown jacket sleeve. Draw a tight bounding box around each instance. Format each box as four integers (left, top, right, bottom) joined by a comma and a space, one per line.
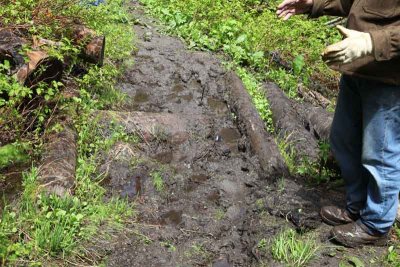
310, 0, 354, 18
369, 27, 400, 61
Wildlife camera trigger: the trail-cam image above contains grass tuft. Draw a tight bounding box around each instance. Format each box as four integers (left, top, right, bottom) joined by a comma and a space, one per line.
271, 228, 320, 267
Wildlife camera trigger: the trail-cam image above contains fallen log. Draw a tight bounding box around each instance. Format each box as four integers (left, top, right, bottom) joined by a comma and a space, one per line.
16, 50, 63, 87
73, 25, 106, 66
0, 30, 63, 87
225, 72, 288, 177
263, 82, 319, 162
37, 118, 77, 197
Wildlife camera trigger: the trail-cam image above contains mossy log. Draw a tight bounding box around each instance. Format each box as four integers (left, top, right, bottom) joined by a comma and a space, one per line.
225, 72, 288, 177
263, 82, 320, 162
38, 119, 77, 197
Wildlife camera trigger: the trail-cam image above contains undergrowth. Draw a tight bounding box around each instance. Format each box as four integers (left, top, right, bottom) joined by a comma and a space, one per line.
0, 0, 136, 265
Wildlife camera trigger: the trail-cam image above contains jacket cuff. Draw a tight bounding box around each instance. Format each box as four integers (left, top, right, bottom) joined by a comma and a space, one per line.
309, 0, 325, 18
369, 30, 391, 61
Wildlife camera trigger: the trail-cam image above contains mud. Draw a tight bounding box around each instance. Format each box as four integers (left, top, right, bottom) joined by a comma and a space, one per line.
0, 165, 27, 212
98, 2, 389, 266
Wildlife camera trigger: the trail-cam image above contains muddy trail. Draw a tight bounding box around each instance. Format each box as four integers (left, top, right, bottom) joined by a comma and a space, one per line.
96, 2, 388, 266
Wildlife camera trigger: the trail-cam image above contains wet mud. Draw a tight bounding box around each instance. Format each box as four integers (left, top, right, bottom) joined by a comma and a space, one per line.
98, 2, 389, 266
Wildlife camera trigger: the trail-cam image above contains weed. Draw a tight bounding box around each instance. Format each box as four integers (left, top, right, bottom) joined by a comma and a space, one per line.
255, 199, 264, 209
277, 176, 285, 193
271, 228, 319, 267
236, 67, 274, 133
160, 241, 176, 252
277, 135, 297, 174
214, 208, 225, 221
339, 255, 365, 267
257, 238, 268, 251
151, 170, 164, 192
184, 243, 212, 261
384, 245, 400, 266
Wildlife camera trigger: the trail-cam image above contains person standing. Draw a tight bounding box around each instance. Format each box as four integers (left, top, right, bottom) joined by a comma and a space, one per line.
277, 0, 400, 247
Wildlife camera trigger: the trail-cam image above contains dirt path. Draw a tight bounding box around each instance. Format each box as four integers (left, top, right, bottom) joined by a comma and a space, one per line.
98, 2, 388, 266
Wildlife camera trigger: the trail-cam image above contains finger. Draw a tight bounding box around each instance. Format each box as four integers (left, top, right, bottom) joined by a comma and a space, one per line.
324, 55, 346, 64
321, 49, 346, 60
277, 7, 295, 17
343, 58, 354, 64
326, 62, 342, 69
279, 9, 296, 19
336, 25, 352, 38
283, 12, 294, 20
322, 41, 347, 55
277, 0, 295, 10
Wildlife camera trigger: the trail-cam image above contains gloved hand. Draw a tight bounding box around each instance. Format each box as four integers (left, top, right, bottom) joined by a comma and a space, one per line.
322, 25, 373, 66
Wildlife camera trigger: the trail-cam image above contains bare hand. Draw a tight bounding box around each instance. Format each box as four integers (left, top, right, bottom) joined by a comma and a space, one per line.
276, 0, 314, 20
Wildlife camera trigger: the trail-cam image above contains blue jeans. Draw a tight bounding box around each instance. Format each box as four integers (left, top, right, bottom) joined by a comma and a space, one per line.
330, 75, 400, 235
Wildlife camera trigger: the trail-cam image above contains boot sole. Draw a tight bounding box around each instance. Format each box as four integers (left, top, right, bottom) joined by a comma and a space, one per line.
331, 230, 388, 248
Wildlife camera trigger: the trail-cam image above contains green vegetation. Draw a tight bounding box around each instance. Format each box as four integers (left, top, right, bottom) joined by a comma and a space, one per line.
271, 228, 320, 267
0, 143, 29, 169
0, 0, 137, 265
235, 66, 274, 132
183, 243, 212, 262
214, 208, 225, 221
297, 141, 338, 184
151, 170, 165, 192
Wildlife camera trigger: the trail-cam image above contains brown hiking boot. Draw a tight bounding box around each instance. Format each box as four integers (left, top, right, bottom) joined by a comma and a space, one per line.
320, 206, 359, 226
331, 221, 388, 248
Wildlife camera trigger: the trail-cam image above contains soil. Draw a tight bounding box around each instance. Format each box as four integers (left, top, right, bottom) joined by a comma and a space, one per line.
96, 2, 389, 266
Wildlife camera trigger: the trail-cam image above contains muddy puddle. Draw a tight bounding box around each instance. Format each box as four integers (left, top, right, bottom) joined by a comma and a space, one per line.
100, 1, 389, 266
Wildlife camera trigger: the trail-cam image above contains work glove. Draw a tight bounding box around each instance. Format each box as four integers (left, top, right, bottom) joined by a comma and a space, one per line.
322, 25, 373, 66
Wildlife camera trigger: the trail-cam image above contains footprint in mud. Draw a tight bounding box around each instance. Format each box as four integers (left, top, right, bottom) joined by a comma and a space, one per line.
207, 97, 228, 115
160, 209, 183, 226
215, 128, 241, 154
134, 89, 149, 103
217, 128, 240, 144
120, 175, 142, 198
153, 150, 174, 164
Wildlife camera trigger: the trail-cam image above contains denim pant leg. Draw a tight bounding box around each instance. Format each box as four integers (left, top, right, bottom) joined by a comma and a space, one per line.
330, 75, 368, 214
359, 79, 400, 234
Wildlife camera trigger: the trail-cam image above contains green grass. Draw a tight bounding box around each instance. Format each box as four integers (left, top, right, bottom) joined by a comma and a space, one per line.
271, 228, 320, 267
151, 170, 164, 192
0, 143, 30, 169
